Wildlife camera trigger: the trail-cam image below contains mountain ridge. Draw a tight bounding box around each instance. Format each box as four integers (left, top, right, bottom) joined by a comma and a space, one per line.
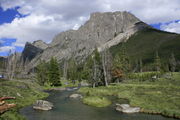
25, 11, 149, 69
20, 11, 180, 72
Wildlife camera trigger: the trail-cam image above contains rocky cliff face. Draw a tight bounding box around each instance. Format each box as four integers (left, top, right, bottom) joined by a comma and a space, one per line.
27, 11, 149, 68
21, 40, 48, 62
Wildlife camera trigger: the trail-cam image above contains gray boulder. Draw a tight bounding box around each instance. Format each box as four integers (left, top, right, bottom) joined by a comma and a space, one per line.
33, 100, 53, 111
67, 87, 78, 91
116, 104, 140, 113
69, 94, 83, 99
80, 82, 90, 87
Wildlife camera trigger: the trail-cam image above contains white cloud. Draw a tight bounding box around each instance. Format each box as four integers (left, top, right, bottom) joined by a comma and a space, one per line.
0, 14, 79, 47
0, 46, 15, 52
0, 0, 180, 48
161, 21, 180, 33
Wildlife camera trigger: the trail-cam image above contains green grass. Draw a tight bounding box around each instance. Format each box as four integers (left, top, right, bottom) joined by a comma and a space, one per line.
79, 72, 180, 118
0, 80, 48, 120
83, 96, 111, 107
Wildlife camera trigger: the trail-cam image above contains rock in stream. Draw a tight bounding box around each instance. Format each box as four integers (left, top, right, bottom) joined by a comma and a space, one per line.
33, 100, 53, 111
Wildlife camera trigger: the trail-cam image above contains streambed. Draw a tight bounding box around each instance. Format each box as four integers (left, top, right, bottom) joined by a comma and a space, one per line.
20, 90, 176, 120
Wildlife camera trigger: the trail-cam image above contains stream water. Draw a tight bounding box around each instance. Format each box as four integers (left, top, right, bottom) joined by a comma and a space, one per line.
20, 89, 177, 120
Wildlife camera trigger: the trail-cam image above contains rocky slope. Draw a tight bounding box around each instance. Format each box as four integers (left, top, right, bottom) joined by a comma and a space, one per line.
26, 11, 149, 69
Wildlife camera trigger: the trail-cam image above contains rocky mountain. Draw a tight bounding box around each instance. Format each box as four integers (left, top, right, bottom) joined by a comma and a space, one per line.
26, 11, 149, 69
22, 11, 180, 72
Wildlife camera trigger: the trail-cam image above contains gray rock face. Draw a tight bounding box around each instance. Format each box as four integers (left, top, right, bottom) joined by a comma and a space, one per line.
32, 40, 48, 50
33, 100, 53, 111
21, 42, 43, 62
21, 40, 48, 62
116, 104, 140, 113
27, 11, 149, 69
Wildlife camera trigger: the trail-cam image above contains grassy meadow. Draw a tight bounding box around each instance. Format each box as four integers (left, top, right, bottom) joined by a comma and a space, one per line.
79, 72, 180, 118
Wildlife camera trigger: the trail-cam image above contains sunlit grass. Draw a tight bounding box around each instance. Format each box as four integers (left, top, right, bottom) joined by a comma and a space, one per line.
83, 96, 111, 107
79, 72, 180, 118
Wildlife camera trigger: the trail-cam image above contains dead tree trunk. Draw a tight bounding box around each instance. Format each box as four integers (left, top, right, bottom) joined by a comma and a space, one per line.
139, 58, 143, 72
63, 60, 68, 80
93, 59, 97, 88
6, 51, 18, 80
102, 50, 108, 87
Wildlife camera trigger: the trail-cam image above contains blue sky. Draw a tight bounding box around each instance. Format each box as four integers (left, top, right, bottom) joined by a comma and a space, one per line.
0, 7, 25, 56
0, 0, 180, 56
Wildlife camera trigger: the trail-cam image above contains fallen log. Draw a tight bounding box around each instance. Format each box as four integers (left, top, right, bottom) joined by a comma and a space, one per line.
0, 103, 16, 114
0, 97, 16, 114
0, 101, 5, 106
0, 97, 16, 101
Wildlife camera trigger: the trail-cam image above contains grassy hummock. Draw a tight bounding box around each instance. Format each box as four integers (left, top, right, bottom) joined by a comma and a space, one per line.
83, 96, 111, 107
0, 80, 48, 120
79, 72, 180, 118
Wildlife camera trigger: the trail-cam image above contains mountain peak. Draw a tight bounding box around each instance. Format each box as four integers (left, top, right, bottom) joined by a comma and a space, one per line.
26, 11, 150, 69
32, 40, 48, 50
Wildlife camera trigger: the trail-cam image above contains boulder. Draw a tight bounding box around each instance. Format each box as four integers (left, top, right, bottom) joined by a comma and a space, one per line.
67, 87, 78, 91
33, 100, 53, 111
69, 94, 83, 99
80, 82, 90, 87
116, 104, 140, 113
73, 87, 78, 90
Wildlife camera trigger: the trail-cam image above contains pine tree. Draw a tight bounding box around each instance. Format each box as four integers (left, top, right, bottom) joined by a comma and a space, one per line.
82, 55, 93, 82
114, 44, 130, 72
48, 57, 61, 86
36, 60, 48, 85
68, 58, 77, 84
113, 43, 130, 81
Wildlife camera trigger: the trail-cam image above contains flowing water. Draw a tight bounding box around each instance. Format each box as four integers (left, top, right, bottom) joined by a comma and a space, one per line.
20, 90, 177, 120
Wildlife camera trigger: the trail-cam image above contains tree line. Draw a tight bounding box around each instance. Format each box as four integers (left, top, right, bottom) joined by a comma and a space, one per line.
1, 43, 178, 86
36, 44, 179, 87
